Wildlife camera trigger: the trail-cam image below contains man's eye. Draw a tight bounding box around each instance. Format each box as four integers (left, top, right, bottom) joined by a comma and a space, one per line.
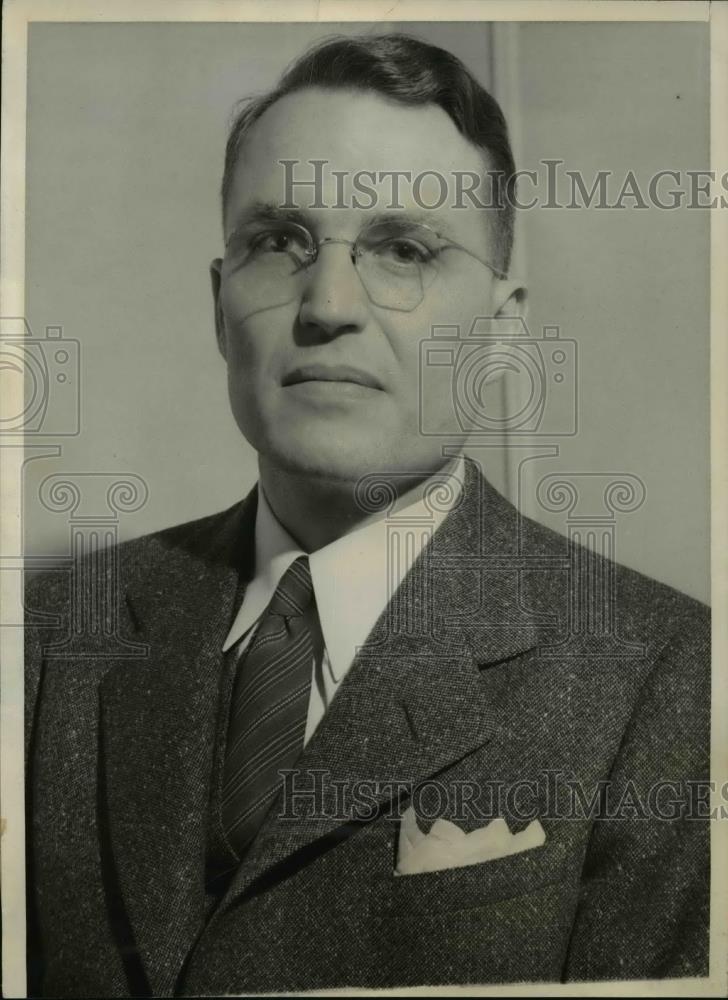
374, 238, 435, 265
250, 230, 302, 254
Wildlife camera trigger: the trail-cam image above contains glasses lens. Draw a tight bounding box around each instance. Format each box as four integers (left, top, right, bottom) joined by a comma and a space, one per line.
224, 222, 313, 313
355, 222, 441, 311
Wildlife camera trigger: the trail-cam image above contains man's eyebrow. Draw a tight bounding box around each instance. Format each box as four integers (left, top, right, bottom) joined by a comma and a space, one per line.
226, 202, 461, 239
228, 201, 309, 229
364, 210, 459, 238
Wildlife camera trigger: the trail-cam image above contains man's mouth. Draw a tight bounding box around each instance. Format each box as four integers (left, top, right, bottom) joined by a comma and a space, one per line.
282, 364, 383, 390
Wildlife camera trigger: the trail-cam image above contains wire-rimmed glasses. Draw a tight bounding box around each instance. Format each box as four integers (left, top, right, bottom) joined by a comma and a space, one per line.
223, 217, 506, 313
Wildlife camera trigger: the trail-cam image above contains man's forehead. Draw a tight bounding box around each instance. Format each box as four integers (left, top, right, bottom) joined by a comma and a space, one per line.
236, 87, 483, 169
225, 87, 493, 238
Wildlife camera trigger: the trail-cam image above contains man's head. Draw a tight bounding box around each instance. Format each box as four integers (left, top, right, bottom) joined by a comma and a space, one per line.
221, 34, 517, 274
211, 33, 525, 486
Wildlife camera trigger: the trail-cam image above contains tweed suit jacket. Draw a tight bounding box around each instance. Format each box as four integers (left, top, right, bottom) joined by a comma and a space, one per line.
24, 459, 710, 996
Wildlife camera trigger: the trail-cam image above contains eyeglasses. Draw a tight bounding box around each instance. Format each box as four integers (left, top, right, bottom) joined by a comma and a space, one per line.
223, 218, 506, 313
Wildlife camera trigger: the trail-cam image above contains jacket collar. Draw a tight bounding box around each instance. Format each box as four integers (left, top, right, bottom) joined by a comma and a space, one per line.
224, 454, 466, 683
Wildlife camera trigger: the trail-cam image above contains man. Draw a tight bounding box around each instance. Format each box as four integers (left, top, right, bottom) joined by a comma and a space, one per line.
25, 33, 710, 996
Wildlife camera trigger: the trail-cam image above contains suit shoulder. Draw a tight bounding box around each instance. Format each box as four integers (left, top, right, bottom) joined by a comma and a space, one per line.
611, 555, 709, 637
136, 501, 245, 554
25, 498, 249, 613
516, 501, 709, 644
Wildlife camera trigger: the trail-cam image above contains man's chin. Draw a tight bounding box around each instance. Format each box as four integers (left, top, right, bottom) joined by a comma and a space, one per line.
260, 432, 458, 492
266, 439, 389, 486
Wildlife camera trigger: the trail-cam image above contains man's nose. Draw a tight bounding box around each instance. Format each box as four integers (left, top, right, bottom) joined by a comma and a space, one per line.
297, 242, 370, 337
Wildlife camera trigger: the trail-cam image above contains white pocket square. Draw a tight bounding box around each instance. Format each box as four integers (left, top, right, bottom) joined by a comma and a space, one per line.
395, 806, 546, 876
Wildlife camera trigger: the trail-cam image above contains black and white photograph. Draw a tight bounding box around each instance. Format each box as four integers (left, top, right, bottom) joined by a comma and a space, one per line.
2, 1, 726, 996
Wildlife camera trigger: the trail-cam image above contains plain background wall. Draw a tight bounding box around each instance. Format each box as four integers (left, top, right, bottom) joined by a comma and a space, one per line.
511, 22, 710, 603
22, 21, 710, 602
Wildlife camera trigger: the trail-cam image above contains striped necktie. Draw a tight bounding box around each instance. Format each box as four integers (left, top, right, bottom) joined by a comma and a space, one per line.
221, 555, 315, 859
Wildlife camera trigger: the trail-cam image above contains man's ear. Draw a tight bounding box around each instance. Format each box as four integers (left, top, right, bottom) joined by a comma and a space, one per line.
210, 258, 227, 360
492, 277, 528, 322
474, 277, 529, 391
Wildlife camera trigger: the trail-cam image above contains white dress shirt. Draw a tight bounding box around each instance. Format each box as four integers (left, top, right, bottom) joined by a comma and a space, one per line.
223, 455, 465, 745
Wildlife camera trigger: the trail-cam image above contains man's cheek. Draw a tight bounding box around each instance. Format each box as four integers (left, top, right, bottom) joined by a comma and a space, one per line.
224, 324, 267, 372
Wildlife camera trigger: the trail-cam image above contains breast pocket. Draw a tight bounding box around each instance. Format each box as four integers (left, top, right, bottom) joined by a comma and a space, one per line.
384, 813, 585, 917
378, 826, 581, 986
390, 840, 566, 910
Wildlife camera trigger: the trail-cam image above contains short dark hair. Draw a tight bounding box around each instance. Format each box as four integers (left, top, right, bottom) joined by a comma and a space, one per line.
221, 33, 516, 273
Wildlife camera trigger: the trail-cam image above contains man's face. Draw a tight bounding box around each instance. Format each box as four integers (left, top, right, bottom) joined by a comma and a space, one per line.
212, 87, 522, 484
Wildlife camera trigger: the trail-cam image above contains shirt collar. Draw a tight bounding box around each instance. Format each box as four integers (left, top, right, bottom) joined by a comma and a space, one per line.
223, 455, 465, 682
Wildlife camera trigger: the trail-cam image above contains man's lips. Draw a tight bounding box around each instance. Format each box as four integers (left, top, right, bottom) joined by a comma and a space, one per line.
282, 364, 383, 390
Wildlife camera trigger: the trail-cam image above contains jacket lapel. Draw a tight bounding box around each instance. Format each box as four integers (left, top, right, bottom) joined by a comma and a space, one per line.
99, 489, 257, 996
216, 458, 550, 908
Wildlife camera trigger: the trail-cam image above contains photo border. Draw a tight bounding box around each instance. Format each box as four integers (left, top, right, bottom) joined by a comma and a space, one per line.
2, 2, 725, 997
